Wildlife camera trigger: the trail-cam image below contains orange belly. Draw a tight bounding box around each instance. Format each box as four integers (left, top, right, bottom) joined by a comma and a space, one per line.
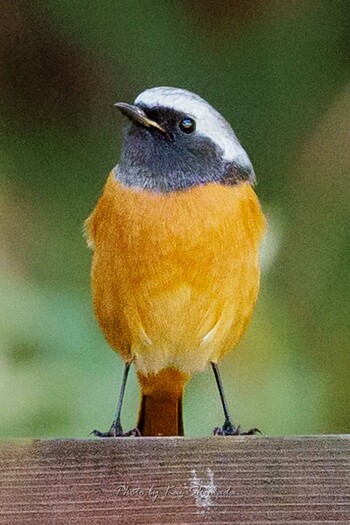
86, 172, 265, 375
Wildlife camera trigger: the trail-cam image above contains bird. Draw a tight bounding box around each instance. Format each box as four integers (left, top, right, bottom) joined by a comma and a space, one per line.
85, 87, 266, 437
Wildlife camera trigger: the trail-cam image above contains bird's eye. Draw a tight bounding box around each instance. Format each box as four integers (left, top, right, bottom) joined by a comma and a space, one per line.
179, 116, 196, 134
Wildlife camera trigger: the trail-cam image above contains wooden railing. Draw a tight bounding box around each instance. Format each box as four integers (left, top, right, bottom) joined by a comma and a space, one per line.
0, 436, 349, 524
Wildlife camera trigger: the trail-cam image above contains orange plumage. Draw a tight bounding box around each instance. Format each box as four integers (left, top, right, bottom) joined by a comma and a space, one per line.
86, 172, 265, 435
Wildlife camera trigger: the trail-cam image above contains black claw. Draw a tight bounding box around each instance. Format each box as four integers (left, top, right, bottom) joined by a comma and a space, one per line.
91, 420, 141, 438
242, 427, 261, 436
213, 420, 261, 436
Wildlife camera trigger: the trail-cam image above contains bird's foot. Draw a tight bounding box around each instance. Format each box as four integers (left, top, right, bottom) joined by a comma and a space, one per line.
213, 419, 261, 436
91, 420, 141, 438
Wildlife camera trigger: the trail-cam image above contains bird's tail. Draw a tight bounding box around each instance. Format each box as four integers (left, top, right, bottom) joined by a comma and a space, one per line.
137, 368, 189, 436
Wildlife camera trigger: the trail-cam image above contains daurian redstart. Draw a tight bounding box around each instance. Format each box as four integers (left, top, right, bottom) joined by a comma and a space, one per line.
85, 87, 265, 437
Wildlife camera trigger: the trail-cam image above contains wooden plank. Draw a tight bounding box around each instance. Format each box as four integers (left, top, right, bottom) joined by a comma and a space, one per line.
0, 436, 349, 524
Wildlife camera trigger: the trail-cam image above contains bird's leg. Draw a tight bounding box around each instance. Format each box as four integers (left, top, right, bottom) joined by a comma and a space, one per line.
211, 362, 260, 436
92, 361, 140, 437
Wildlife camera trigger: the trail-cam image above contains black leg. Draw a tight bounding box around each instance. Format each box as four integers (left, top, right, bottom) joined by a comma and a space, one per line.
211, 362, 260, 436
92, 361, 140, 438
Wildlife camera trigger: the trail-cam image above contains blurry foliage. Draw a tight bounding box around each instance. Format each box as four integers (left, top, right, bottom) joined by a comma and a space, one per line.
0, 0, 349, 437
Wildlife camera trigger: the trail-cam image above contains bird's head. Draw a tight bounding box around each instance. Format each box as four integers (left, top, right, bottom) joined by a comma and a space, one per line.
115, 87, 255, 192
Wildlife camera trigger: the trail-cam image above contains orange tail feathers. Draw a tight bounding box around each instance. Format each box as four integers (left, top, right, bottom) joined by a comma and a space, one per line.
137, 368, 189, 436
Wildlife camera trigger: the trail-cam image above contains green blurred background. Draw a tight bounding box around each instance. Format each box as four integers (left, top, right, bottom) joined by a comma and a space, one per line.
1, 1, 349, 438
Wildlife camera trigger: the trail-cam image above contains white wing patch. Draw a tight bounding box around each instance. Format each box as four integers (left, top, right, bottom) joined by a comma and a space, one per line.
140, 326, 153, 346
200, 318, 221, 346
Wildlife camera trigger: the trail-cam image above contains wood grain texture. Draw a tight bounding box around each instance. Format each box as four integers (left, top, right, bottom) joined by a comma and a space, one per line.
0, 436, 349, 524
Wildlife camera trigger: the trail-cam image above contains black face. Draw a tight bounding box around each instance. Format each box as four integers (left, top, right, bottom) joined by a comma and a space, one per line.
116, 105, 253, 193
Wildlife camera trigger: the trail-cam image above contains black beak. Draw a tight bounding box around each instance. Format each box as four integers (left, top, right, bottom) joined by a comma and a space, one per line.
114, 102, 165, 132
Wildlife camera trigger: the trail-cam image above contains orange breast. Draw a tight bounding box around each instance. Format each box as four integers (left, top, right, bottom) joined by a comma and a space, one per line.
86, 172, 265, 375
